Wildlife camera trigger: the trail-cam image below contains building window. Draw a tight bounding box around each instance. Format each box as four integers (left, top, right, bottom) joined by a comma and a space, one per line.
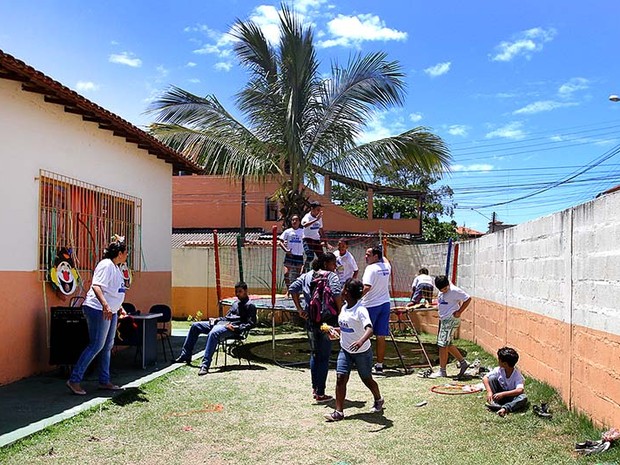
265, 198, 279, 221
38, 170, 142, 279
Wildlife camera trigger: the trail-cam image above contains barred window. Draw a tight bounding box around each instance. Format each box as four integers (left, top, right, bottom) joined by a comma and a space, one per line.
265, 197, 279, 221
38, 170, 142, 279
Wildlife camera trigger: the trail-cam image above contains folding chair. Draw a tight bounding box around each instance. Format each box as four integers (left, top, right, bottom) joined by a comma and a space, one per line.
215, 328, 251, 367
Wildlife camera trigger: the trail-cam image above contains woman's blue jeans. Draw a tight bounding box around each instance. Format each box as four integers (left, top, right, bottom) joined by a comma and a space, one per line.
307, 325, 332, 396
69, 306, 118, 385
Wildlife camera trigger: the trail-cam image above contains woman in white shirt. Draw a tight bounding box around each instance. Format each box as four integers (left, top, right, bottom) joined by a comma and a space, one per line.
67, 236, 129, 395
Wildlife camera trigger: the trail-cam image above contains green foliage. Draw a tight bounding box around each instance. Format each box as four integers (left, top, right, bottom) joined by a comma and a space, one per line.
331, 164, 460, 242
186, 310, 203, 323
148, 5, 450, 226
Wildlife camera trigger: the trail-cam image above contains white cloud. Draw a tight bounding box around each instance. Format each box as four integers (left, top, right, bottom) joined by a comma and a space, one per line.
189, 24, 236, 57
452, 164, 494, 172
357, 111, 406, 144
293, 0, 327, 13
109, 51, 142, 68
248, 5, 282, 44
424, 61, 451, 78
186, 61, 197, 67
447, 124, 468, 137
485, 122, 526, 140
75, 81, 99, 92
156, 65, 169, 77
319, 13, 407, 48
214, 62, 233, 72
513, 100, 577, 115
491, 27, 557, 62
558, 77, 589, 97
188, 78, 200, 84
409, 112, 423, 123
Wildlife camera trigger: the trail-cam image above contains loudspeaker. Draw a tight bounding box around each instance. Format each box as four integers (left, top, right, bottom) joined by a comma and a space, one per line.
49, 307, 89, 365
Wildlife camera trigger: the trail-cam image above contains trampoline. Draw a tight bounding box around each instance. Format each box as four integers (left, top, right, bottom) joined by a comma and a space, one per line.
220, 294, 438, 369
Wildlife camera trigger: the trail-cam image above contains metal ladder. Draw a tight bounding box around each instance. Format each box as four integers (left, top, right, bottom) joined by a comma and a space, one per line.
388, 306, 434, 373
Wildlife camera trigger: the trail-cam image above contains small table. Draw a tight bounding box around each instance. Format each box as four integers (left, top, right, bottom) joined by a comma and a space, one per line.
131, 313, 162, 369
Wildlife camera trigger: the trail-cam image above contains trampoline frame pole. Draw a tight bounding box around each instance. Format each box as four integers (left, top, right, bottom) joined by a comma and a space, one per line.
271, 225, 277, 358
214, 229, 223, 317
451, 242, 459, 285
445, 238, 453, 278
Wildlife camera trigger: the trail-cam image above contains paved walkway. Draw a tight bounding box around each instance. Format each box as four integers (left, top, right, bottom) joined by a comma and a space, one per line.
0, 329, 198, 448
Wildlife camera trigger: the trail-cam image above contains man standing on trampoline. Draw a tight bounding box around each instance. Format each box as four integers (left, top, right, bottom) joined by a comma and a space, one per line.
361, 246, 391, 375
278, 215, 305, 292
301, 201, 327, 271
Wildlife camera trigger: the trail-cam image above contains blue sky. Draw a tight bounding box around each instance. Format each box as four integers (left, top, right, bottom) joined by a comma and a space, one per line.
2, 0, 620, 232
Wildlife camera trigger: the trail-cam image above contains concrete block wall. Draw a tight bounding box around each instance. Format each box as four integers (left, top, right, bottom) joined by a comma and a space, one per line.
452, 194, 620, 427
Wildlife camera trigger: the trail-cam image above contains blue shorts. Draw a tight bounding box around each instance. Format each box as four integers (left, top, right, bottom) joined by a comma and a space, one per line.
336, 347, 374, 379
366, 301, 391, 336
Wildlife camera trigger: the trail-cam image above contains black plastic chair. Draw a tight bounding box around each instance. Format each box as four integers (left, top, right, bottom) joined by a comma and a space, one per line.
123, 302, 140, 315
149, 304, 174, 361
215, 328, 252, 367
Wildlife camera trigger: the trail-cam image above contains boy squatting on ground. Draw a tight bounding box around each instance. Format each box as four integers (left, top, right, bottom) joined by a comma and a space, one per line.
483, 346, 528, 417
429, 275, 472, 379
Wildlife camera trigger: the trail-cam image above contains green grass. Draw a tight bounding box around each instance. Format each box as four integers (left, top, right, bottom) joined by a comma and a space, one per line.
1, 336, 618, 465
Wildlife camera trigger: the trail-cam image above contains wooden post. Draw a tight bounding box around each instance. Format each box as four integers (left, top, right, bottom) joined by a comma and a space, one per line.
324, 174, 331, 201
368, 188, 374, 219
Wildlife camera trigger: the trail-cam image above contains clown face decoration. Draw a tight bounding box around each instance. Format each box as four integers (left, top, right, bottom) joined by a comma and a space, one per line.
119, 262, 132, 289
50, 248, 80, 296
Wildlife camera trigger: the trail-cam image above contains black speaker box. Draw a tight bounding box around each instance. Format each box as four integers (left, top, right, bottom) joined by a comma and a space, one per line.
49, 307, 89, 365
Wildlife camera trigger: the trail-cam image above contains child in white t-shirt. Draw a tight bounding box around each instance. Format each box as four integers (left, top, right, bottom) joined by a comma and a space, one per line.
483, 346, 528, 417
428, 275, 472, 379
322, 279, 384, 422
409, 267, 434, 305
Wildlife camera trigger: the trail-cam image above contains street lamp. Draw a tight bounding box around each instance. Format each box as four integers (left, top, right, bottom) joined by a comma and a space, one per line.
610, 94, 620, 102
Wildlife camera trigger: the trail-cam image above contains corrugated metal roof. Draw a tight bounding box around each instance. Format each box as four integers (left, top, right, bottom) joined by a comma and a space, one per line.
172, 232, 267, 248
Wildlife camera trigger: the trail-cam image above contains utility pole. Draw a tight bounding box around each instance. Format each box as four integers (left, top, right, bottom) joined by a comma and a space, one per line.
240, 175, 246, 243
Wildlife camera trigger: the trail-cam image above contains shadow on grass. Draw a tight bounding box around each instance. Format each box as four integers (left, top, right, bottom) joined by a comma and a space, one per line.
237, 337, 446, 372
110, 387, 150, 406
215, 365, 267, 373
346, 411, 394, 431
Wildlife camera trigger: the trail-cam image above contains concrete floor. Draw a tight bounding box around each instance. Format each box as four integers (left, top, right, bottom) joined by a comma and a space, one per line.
0, 330, 195, 448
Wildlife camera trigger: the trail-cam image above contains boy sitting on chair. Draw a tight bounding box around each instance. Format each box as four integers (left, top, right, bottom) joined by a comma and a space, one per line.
482, 346, 528, 417
175, 281, 257, 376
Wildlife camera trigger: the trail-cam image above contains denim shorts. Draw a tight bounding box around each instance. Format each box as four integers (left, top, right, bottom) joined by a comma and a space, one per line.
336, 347, 374, 379
367, 301, 391, 336
437, 316, 461, 347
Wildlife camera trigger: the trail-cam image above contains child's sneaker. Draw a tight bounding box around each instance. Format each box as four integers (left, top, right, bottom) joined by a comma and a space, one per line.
457, 360, 470, 379
485, 401, 502, 411
370, 397, 385, 413
324, 410, 344, 422
428, 370, 447, 379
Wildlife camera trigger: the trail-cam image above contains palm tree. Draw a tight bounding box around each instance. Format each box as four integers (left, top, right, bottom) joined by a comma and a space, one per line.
148, 5, 451, 221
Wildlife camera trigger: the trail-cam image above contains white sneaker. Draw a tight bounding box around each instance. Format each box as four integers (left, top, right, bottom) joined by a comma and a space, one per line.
370, 397, 385, 413
428, 370, 447, 379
